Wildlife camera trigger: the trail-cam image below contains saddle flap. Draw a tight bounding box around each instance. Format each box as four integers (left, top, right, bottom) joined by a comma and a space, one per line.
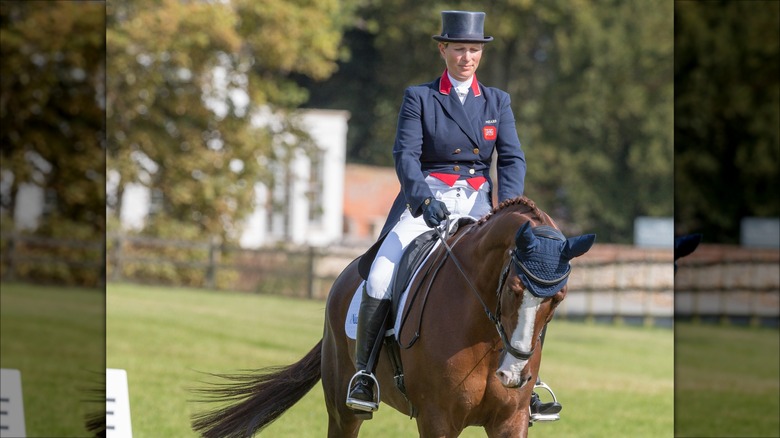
390, 230, 439, 316
391, 216, 476, 315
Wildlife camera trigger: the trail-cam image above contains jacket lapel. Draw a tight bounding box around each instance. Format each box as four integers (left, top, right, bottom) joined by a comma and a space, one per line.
433, 74, 480, 146
464, 86, 486, 145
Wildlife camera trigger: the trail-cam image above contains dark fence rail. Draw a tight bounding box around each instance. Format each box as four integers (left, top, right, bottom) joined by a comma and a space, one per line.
105, 234, 360, 298
1, 232, 105, 287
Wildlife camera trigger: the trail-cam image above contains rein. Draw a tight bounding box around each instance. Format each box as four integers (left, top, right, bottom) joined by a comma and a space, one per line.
433, 222, 537, 361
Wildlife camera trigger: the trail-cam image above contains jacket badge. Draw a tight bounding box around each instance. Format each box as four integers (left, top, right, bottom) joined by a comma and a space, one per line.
483, 126, 497, 140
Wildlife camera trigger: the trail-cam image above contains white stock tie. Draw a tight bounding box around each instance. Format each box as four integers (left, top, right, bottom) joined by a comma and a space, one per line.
455, 87, 468, 104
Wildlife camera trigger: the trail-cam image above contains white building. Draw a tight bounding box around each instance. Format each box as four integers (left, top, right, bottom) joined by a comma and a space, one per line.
240, 109, 349, 247
9, 108, 350, 248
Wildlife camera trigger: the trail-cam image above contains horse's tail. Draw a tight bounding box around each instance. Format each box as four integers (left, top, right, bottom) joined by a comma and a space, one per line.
191, 340, 323, 438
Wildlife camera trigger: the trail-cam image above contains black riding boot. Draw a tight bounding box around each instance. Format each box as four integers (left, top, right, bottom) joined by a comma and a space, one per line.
531, 324, 562, 422
346, 287, 391, 413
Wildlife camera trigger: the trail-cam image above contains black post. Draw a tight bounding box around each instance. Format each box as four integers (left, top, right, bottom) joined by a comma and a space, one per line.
307, 246, 315, 299
206, 236, 217, 290
3, 232, 16, 281
100, 238, 107, 288
111, 235, 123, 282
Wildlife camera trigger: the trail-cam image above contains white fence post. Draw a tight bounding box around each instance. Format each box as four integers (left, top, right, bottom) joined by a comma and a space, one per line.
0, 368, 26, 438
106, 368, 132, 438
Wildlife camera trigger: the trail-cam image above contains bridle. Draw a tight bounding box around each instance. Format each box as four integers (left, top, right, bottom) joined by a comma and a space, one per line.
434, 222, 540, 361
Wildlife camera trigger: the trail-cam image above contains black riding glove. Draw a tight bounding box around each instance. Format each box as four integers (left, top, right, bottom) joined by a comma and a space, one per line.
422, 198, 450, 228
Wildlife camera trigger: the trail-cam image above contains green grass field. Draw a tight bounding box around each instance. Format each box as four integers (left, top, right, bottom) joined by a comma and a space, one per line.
3, 281, 776, 437
675, 322, 780, 437
0, 282, 105, 437
106, 282, 674, 437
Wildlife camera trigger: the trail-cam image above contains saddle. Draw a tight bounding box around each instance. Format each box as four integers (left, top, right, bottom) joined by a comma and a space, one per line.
387, 216, 476, 330
389, 226, 438, 317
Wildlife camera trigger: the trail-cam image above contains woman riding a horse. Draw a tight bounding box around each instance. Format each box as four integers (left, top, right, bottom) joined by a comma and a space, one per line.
347, 10, 557, 420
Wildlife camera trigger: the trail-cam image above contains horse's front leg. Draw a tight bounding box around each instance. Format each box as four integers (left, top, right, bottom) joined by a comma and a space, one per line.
414, 410, 464, 438
483, 367, 536, 438
484, 408, 530, 438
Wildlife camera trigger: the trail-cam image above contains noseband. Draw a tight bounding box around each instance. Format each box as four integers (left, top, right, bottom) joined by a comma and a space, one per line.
493, 254, 541, 360
434, 226, 539, 361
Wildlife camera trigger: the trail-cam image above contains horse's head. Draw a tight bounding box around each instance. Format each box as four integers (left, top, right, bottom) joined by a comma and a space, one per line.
494, 221, 595, 388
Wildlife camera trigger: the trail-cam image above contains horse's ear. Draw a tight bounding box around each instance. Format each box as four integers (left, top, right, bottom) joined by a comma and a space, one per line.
674, 233, 702, 261
515, 221, 537, 252
562, 234, 596, 259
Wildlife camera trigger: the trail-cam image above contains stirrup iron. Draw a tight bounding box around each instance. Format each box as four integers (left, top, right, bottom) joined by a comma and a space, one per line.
530, 380, 561, 423
346, 370, 381, 412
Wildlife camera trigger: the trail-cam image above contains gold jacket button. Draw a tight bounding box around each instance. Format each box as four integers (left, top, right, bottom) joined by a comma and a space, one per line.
473, 148, 479, 154
453, 165, 461, 171
469, 168, 476, 175
454, 148, 461, 154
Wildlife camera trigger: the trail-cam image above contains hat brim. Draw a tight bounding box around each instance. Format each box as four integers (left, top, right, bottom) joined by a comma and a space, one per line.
433, 35, 493, 43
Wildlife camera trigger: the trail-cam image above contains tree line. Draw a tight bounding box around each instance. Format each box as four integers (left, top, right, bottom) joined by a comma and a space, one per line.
674, 0, 779, 243
1, 1, 777, 245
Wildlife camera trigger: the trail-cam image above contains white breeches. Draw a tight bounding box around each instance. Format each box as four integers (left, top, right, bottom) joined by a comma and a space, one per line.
365, 176, 492, 300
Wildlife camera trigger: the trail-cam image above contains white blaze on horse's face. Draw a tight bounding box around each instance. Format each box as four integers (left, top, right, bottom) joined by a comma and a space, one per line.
495, 289, 542, 388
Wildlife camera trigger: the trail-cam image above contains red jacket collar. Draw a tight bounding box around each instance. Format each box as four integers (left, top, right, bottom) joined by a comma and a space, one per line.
439, 69, 481, 97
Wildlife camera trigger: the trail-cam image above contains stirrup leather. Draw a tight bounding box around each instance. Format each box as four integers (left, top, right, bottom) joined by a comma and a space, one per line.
530, 380, 561, 423
346, 370, 381, 412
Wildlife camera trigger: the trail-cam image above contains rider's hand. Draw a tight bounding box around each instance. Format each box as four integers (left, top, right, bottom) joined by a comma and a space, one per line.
422, 198, 450, 228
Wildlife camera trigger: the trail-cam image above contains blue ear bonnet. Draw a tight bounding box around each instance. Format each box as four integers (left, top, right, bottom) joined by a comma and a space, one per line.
513, 222, 596, 298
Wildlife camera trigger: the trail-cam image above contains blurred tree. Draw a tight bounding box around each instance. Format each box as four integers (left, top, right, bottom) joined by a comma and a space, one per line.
301, 0, 673, 242
107, 0, 357, 242
511, 0, 674, 241
0, 2, 106, 232
675, 0, 779, 243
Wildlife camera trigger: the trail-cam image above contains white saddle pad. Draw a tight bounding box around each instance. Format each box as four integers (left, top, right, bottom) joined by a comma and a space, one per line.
345, 243, 442, 340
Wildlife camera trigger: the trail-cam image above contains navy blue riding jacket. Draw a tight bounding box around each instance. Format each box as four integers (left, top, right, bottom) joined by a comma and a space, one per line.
359, 71, 526, 279
387, 71, 526, 233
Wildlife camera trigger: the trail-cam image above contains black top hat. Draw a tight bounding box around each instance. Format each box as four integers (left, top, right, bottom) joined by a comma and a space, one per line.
433, 11, 493, 43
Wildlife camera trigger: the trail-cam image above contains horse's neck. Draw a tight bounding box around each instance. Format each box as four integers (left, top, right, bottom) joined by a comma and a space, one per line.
468, 209, 537, 280
477, 209, 534, 252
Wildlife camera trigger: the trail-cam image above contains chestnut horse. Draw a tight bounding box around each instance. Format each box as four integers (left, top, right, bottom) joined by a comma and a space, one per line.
192, 196, 594, 437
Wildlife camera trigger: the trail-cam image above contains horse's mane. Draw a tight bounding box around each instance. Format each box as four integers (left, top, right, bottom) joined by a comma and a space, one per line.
475, 196, 554, 227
